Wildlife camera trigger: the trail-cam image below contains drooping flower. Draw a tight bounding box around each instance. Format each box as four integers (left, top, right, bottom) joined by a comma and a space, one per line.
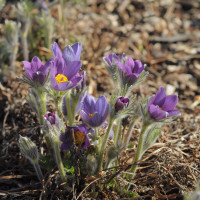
117, 58, 145, 84
60, 125, 90, 150
148, 87, 180, 120
51, 42, 82, 65
23, 56, 50, 86
115, 96, 129, 112
80, 95, 109, 128
50, 56, 82, 91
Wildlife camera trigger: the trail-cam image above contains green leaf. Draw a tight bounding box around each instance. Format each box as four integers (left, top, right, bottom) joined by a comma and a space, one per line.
141, 125, 161, 154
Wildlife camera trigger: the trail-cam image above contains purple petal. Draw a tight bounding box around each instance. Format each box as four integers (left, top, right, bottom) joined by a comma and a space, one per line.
90, 113, 103, 127
149, 104, 167, 120
161, 95, 178, 111
31, 56, 43, 72
168, 110, 181, 117
71, 42, 82, 60
127, 73, 140, 82
62, 45, 76, 65
32, 72, 46, 85
64, 61, 81, 80
95, 96, 108, 116
82, 95, 96, 115
52, 42, 62, 57
152, 87, 166, 106
23, 61, 33, 78
80, 110, 90, 124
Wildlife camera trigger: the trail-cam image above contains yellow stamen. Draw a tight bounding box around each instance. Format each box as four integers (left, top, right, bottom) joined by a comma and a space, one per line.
89, 113, 95, 118
74, 130, 86, 145
55, 74, 68, 84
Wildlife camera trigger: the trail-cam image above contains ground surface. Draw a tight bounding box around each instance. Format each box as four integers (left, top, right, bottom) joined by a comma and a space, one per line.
0, 0, 200, 199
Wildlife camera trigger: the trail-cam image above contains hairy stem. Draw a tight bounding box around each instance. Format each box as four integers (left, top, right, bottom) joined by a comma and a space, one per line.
123, 116, 138, 149
98, 119, 115, 171
128, 122, 150, 180
33, 160, 43, 183
53, 139, 66, 182
66, 91, 73, 126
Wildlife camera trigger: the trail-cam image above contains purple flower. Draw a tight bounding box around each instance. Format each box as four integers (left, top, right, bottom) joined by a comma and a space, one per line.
148, 87, 180, 120
52, 42, 82, 65
23, 56, 50, 85
60, 125, 90, 150
104, 53, 125, 68
117, 58, 144, 84
80, 95, 109, 128
115, 96, 129, 112
50, 56, 82, 91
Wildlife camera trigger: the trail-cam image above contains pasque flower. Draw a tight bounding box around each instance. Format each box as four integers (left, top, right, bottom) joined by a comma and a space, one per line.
23, 56, 50, 86
52, 42, 82, 65
148, 87, 180, 120
80, 95, 109, 128
60, 125, 90, 150
117, 58, 145, 84
50, 56, 82, 91
115, 96, 129, 112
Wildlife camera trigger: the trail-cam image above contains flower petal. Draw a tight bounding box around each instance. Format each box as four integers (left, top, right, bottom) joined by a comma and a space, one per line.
52, 42, 62, 57
80, 110, 90, 124
95, 96, 108, 116
161, 95, 178, 111
63, 61, 81, 80
71, 42, 82, 60
62, 45, 76, 65
90, 113, 103, 127
82, 95, 96, 115
152, 87, 166, 106
168, 110, 181, 117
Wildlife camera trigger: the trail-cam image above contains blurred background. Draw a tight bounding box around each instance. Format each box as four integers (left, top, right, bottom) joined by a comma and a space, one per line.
0, 0, 199, 199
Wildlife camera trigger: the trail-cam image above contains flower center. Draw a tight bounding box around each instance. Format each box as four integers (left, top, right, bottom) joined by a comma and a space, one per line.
55, 74, 68, 84
74, 130, 86, 145
89, 113, 95, 118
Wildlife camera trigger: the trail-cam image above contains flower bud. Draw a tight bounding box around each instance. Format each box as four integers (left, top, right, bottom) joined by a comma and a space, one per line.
44, 112, 56, 125
115, 96, 129, 112
18, 135, 39, 163
86, 154, 98, 174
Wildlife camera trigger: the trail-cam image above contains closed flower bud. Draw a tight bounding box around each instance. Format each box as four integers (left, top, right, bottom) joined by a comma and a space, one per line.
115, 96, 129, 112
107, 145, 118, 161
86, 154, 98, 174
18, 135, 39, 163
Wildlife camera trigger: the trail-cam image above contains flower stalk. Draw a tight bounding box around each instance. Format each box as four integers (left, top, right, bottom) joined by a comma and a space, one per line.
128, 122, 151, 180
53, 138, 66, 182
98, 119, 115, 171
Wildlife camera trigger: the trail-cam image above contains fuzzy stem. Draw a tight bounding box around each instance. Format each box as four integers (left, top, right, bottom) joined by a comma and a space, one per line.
113, 119, 121, 144
54, 97, 63, 119
98, 119, 115, 171
37, 92, 46, 125
128, 122, 150, 180
53, 139, 66, 182
123, 116, 138, 149
66, 91, 73, 126
33, 160, 43, 182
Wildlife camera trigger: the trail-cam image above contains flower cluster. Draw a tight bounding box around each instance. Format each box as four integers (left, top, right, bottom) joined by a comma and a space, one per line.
20, 41, 181, 188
